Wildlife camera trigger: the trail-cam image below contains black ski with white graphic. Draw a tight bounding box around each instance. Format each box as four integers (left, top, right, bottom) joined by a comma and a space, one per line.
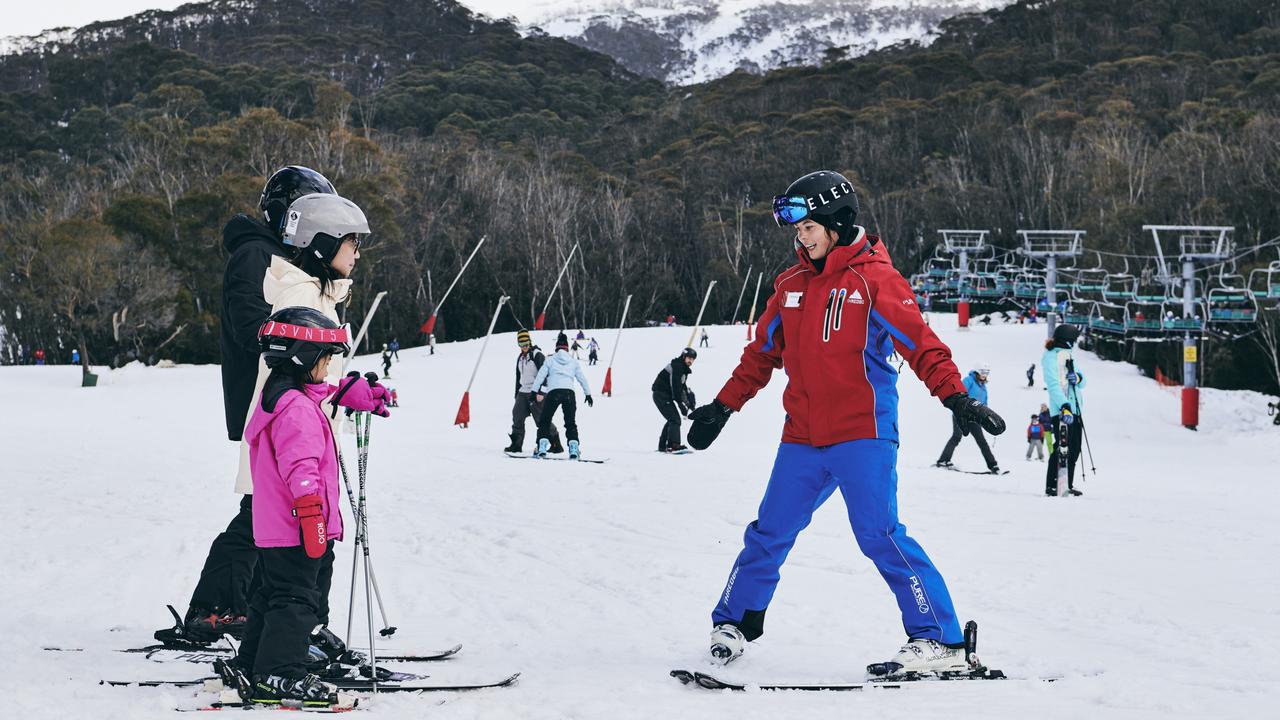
505, 452, 607, 464
671, 667, 1020, 691
947, 467, 1010, 476
140, 643, 462, 664
178, 702, 356, 713
104, 673, 520, 693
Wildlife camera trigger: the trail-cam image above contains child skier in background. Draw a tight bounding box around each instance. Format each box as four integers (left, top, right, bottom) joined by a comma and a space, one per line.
588, 337, 600, 366
1026, 413, 1045, 461
235, 307, 388, 708
533, 332, 594, 460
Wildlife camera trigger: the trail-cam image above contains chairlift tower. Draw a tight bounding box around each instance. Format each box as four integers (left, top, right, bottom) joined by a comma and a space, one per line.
939, 230, 989, 328
1146, 225, 1233, 431
1016, 230, 1085, 337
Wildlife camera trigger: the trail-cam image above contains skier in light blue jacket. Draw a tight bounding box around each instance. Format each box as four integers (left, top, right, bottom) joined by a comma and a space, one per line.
533, 332, 594, 460
1042, 324, 1086, 495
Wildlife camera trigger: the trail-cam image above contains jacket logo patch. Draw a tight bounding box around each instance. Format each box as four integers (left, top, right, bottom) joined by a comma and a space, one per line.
848, 289, 865, 305
784, 291, 804, 308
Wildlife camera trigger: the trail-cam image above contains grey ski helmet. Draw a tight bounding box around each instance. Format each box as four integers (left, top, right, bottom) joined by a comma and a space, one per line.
281, 193, 370, 263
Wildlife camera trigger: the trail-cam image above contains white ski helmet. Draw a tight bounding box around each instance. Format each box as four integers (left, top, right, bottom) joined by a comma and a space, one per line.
281, 193, 370, 262
975, 364, 991, 376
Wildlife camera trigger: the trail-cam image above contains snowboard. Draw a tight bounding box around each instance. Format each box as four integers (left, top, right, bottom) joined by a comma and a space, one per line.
505, 452, 607, 464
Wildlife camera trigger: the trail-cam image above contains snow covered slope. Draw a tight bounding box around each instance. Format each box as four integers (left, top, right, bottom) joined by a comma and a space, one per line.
3, 316, 1277, 717
466, 0, 1012, 84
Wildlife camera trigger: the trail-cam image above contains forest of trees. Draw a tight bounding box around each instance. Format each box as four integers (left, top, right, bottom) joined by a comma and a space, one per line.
0, 0, 1278, 392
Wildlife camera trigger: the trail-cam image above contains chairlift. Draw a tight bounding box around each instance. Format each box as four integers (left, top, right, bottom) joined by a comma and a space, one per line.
1103, 272, 1138, 303
1206, 264, 1258, 326
1088, 303, 1126, 335
1064, 300, 1093, 326
1161, 300, 1205, 334
1249, 261, 1280, 301
1013, 271, 1044, 300
1124, 300, 1164, 341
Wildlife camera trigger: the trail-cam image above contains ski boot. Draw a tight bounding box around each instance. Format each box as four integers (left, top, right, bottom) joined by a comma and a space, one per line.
709, 624, 746, 665
535, 438, 550, 459
310, 626, 366, 667
568, 440, 580, 460
251, 673, 340, 708
934, 461, 954, 468
504, 434, 522, 454
155, 605, 246, 646
548, 438, 565, 454
987, 465, 1001, 474
866, 638, 968, 678
213, 657, 253, 701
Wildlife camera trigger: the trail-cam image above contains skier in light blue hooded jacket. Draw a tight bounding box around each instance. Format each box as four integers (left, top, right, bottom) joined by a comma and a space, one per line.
533, 332, 593, 459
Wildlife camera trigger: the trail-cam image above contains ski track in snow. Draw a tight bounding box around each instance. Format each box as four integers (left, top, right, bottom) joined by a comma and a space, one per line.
2, 319, 1277, 718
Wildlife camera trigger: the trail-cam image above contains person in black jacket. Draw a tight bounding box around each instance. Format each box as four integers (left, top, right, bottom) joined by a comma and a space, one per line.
505, 330, 562, 454
653, 348, 697, 452
157, 166, 337, 646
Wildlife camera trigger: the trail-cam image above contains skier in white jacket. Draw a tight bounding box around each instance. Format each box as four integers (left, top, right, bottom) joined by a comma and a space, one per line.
533, 332, 593, 460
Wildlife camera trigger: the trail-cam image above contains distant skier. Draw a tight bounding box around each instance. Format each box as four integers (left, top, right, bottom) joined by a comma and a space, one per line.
381, 344, 392, 378
652, 348, 696, 452
71, 348, 80, 364
1025, 413, 1045, 461
389, 337, 400, 361
699, 328, 710, 347
685, 170, 1005, 676
935, 364, 1000, 474
533, 332, 593, 460
505, 330, 562, 455
570, 338, 582, 359
1026, 363, 1035, 387
1043, 324, 1086, 496
587, 337, 600, 366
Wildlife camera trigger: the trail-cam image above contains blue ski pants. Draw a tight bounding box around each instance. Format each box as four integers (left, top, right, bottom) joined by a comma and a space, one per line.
712, 439, 963, 645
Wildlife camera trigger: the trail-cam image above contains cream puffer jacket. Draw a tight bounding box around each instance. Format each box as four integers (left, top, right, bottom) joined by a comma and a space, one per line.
233, 255, 353, 494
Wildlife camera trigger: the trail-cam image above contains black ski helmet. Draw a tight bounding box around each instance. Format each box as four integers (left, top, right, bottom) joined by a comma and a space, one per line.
260, 166, 337, 238
1052, 323, 1081, 348
258, 306, 350, 372
772, 170, 859, 245
682, 347, 698, 360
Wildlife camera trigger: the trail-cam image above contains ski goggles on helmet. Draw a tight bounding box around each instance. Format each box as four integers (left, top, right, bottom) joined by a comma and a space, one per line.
772, 195, 812, 227
258, 321, 351, 356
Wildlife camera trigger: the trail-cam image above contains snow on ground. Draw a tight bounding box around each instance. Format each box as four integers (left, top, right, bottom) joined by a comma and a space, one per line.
2, 316, 1278, 718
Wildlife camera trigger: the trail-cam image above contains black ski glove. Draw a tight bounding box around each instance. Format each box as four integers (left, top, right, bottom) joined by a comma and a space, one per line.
687, 400, 732, 450
585, 395, 594, 407
943, 392, 1006, 436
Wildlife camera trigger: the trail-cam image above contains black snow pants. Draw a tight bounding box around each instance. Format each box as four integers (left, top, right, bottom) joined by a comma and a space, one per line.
190, 494, 261, 615
238, 542, 335, 679
1045, 415, 1084, 494
538, 389, 579, 442
510, 391, 558, 450
937, 415, 998, 470
653, 391, 683, 450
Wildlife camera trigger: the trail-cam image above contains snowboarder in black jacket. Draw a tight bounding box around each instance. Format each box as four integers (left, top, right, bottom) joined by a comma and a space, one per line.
653, 348, 697, 452
159, 166, 338, 647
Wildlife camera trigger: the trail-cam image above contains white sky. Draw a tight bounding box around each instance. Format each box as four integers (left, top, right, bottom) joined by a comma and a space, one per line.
0, 0, 540, 39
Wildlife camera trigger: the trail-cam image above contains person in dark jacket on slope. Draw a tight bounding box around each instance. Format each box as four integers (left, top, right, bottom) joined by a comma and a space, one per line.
157, 166, 338, 647
653, 348, 697, 452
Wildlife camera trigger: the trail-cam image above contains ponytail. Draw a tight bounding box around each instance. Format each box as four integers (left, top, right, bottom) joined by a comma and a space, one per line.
1044, 339, 1055, 350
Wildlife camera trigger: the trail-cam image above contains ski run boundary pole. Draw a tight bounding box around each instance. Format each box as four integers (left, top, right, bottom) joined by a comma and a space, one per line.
454, 295, 509, 428
340, 290, 388, 376
602, 294, 632, 397
420, 236, 487, 336
730, 266, 753, 325
535, 242, 580, 330
745, 272, 764, 341
687, 280, 717, 348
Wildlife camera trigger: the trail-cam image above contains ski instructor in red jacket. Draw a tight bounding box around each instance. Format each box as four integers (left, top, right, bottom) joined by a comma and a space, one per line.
686, 170, 1006, 678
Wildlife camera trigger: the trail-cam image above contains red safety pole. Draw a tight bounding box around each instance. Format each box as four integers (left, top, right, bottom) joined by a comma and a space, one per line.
601, 294, 632, 397
535, 242, 579, 330
454, 295, 508, 428
958, 300, 970, 328
745, 272, 764, 342
421, 236, 487, 335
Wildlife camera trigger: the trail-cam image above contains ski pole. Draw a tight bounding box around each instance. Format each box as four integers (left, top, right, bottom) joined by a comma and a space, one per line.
1072, 384, 1097, 475
355, 415, 395, 636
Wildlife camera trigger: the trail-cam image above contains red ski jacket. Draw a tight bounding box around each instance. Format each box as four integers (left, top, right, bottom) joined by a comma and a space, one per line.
715, 228, 965, 446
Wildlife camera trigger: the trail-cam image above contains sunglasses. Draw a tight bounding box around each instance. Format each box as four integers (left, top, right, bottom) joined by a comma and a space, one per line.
772, 195, 811, 227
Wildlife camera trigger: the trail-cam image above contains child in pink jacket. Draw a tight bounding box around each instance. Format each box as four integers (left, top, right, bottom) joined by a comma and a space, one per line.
233, 307, 389, 707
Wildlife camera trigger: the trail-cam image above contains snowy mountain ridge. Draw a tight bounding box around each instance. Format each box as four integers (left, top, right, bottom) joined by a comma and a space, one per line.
509, 0, 1014, 84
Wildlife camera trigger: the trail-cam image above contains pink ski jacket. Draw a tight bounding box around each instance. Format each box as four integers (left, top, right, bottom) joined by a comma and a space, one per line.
244, 382, 345, 548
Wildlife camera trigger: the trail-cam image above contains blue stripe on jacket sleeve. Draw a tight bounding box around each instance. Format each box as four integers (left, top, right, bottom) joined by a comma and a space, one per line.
761, 313, 783, 352
868, 308, 916, 351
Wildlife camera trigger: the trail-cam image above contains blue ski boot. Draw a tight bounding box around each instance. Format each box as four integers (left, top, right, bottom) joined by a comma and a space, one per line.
568, 440, 580, 460
535, 438, 550, 458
